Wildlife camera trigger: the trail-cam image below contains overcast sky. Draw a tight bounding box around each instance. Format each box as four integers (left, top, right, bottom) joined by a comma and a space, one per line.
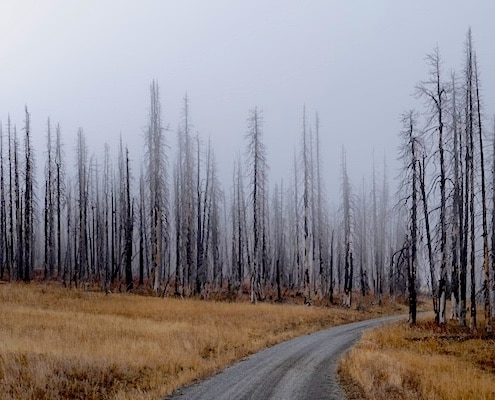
1, 1, 495, 204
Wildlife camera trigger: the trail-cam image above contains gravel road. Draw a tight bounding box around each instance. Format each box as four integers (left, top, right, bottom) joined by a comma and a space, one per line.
168, 314, 404, 400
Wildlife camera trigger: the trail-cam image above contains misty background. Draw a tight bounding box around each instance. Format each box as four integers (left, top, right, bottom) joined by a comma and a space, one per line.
2, 0, 495, 202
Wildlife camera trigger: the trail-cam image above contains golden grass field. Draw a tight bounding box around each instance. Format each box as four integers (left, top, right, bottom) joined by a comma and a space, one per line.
339, 312, 495, 400
0, 283, 407, 400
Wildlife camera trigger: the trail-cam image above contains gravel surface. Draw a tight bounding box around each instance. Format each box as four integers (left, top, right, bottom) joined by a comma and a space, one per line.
167, 314, 404, 400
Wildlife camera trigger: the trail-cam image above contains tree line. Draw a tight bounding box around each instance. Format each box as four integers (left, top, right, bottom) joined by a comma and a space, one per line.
0, 83, 394, 306
0, 29, 494, 332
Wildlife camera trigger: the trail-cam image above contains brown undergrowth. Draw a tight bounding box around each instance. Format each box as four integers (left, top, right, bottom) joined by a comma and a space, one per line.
0, 283, 406, 400
339, 312, 495, 400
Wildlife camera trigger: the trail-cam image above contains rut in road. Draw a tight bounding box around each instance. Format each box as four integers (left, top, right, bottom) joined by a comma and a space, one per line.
167, 314, 403, 400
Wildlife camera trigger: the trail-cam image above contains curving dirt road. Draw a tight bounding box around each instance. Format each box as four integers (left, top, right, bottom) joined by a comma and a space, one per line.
168, 314, 403, 400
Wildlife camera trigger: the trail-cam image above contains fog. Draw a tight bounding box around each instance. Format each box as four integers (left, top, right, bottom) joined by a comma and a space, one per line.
2, 1, 495, 203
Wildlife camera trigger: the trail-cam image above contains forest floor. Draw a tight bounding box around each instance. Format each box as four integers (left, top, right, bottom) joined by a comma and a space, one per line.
0, 282, 408, 400
339, 311, 495, 400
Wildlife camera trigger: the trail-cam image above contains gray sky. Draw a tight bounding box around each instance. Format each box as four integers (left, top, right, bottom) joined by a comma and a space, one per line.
1, 1, 495, 204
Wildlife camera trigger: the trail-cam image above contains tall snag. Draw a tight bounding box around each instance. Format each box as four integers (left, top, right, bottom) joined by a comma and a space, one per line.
245, 107, 267, 303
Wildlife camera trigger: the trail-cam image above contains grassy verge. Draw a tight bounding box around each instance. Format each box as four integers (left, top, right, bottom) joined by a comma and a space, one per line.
339, 312, 495, 400
0, 283, 406, 400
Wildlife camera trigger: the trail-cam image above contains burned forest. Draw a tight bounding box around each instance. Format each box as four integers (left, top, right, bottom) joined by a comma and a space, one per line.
1, 29, 495, 333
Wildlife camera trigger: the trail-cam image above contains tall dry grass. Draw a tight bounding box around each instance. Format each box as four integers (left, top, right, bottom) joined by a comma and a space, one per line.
339, 313, 495, 400
0, 283, 406, 399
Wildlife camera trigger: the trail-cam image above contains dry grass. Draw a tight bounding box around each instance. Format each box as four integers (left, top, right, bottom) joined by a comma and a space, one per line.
339, 312, 495, 400
0, 283, 406, 400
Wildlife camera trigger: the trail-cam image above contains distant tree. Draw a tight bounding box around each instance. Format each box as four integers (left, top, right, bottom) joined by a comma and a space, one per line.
124, 147, 133, 292
291, 151, 302, 292
205, 144, 222, 290
102, 144, 112, 291
23, 106, 35, 283
195, 136, 207, 294
231, 156, 249, 292
138, 171, 146, 287
6, 117, 15, 280
341, 148, 354, 308
54, 124, 65, 283
301, 106, 313, 304
245, 107, 268, 302
371, 157, 383, 304
313, 113, 330, 299
0, 123, 5, 279
44, 118, 55, 280
272, 181, 285, 301
76, 128, 89, 285
357, 179, 368, 297
175, 94, 196, 295
146, 80, 169, 293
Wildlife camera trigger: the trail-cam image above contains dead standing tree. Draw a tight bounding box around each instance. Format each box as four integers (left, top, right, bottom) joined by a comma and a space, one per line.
416, 46, 447, 324
341, 148, 354, 308
245, 107, 268, 303
23, 107, 35, 283
473, 53, 491, 333
399, 110, 420, 325
146, 80, 169, 294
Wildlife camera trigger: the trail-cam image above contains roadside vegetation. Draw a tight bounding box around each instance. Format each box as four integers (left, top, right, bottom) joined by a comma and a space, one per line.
339, 313, 495, 400
0, 283, 407, 400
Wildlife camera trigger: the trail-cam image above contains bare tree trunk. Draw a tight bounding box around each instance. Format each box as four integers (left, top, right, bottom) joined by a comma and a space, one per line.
419, 155, 437, 318
416, 47, 446, 324
293, 152, 301, 293
402, 111, 418, 325
146, 81, 169, 294
474, 55, 491, 332
138, 174, 145, 287
329, 229, 334, 303
77, 128, 88, 285
245, 107, 267, 303
302, 107, 312, 304
450, 73, 461, 320
371, 158, 382, 304
44, 118, 56, 281
124, 148, 133, 291
23, 107, 34, 283
465, 29, 477, 332
341, 148, 353, 308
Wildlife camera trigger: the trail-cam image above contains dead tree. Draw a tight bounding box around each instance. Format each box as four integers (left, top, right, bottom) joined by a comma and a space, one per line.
124, 147, 133, 291
463, 29, 476, 330
301, 107, 312, 304
399, 110, 419, 325
341, 148, 353, 308
473, 53, 491, 332
416, 46, 447, 324
44, 118, 56, 280
146, 80, 169, 294
450, 72, 462, 321
23, 107, 35, 283
245, 107, 267, 303
76, 128, 88, 285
